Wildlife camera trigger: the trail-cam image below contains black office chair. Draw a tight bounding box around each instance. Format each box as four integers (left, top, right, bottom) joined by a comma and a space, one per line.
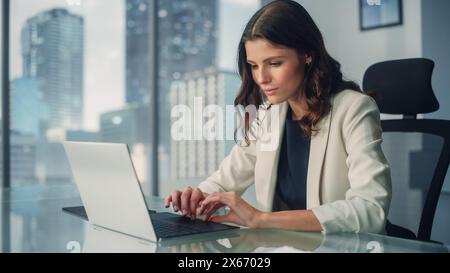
363, 58, 450, 242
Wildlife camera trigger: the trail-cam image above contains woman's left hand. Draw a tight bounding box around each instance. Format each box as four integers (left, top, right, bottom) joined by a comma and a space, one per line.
197, 192, 263, 228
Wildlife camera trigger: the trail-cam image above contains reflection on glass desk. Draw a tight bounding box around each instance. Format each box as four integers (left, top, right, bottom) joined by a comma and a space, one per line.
1, 185, 448, 253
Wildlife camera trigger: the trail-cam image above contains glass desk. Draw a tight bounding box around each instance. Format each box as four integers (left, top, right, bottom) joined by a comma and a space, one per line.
1, 185, 448, 253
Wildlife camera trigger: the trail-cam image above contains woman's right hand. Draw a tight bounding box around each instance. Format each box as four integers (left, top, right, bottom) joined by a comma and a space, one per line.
164, 187, 208, 219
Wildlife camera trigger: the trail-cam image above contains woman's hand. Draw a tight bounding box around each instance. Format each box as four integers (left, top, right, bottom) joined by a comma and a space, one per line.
164, 187, 208, 219
198, 192, 263, 228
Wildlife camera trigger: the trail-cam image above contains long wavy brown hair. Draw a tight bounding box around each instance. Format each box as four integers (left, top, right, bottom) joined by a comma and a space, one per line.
235, 0, 361, 144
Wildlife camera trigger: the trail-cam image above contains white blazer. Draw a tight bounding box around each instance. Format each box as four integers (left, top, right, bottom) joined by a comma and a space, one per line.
198, 90, 392, 234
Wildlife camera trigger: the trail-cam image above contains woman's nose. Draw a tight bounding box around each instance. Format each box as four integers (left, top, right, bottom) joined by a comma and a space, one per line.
256, 68, 271, 85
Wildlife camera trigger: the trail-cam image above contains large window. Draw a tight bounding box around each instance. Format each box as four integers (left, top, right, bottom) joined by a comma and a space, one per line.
9, 0, 154, 191
7, 0, 262, 196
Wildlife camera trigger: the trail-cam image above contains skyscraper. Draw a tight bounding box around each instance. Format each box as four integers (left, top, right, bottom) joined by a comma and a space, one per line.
21, 8, 84, 130
125, 0, 219, 184
126, 0, 153, 104
157, 0, 218, 182
158, 0, 218, 77
126, 0, 218, 103
169, 67, 239, 183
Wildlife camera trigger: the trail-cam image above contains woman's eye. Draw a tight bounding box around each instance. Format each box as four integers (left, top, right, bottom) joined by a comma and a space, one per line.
270, 62, 281, 67
251, 65, 258, 70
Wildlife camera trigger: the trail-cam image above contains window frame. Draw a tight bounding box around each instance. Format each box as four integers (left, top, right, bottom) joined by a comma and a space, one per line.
1, 0, 10, 188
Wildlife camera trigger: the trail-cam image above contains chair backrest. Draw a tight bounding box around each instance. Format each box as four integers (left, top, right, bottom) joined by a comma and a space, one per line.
363, 58, 450, 241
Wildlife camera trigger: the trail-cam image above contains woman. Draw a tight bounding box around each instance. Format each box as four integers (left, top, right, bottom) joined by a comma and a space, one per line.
165, 0, 391, 234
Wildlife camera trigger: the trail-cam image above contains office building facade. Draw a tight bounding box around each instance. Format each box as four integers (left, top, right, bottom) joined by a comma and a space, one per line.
21, 8, 84, 130
126, 0, 153, 104
169, 68, 239, 181
157, 0, 218, 182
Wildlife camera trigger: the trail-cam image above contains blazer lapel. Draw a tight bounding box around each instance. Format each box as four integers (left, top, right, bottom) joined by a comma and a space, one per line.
306, 110, 332, 209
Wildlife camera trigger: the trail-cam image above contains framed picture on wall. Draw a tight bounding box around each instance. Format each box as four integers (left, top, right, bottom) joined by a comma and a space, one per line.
360, 0, 403, 31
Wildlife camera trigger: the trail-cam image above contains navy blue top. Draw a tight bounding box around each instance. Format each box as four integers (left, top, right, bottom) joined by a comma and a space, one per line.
273, 107, 311, 211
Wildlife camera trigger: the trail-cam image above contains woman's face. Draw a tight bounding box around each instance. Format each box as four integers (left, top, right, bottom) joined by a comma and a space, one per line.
245, 38, 308, 105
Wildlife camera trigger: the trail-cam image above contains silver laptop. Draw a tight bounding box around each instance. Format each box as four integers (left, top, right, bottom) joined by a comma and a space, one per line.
62, 141, 238, 242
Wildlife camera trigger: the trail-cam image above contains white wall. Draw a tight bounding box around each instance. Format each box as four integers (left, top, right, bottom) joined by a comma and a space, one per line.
298, 0, 422, 85
422, 0, 450, 121
422, 0, 450, 194
421, 0, 450, 245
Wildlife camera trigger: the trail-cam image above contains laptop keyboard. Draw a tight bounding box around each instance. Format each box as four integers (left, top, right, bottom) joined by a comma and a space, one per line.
62, 206, 238, 239
151, 212, 238, 239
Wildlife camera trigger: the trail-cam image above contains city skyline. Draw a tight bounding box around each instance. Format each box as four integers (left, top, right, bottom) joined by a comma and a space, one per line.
11, 0, 126, 131
168, 68, 239, 182
11, 0, 260, 131
8, 0, 262, 189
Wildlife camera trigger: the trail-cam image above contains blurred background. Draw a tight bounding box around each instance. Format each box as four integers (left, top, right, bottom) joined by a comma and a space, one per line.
1, 0, 449, 246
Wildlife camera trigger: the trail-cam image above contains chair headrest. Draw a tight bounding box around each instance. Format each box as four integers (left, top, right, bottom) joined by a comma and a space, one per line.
363, 58, 439, 115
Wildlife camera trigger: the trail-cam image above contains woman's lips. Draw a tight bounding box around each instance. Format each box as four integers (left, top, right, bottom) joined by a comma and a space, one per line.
264, 88, 278, 96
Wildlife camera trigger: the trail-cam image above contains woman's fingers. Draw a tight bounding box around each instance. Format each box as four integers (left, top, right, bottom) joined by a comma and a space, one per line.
199, 192, 233, 219
203, 203, 224, 221
167, 190, 239, 221
201, 203, 219, 219
180, 187, 193, 216
197, 199, 209, 216
166, 188, 209, 218
201, 193, 224, 207
164, 194, 172, 208
171, 190, 182, 212
190, 188, 204, 219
